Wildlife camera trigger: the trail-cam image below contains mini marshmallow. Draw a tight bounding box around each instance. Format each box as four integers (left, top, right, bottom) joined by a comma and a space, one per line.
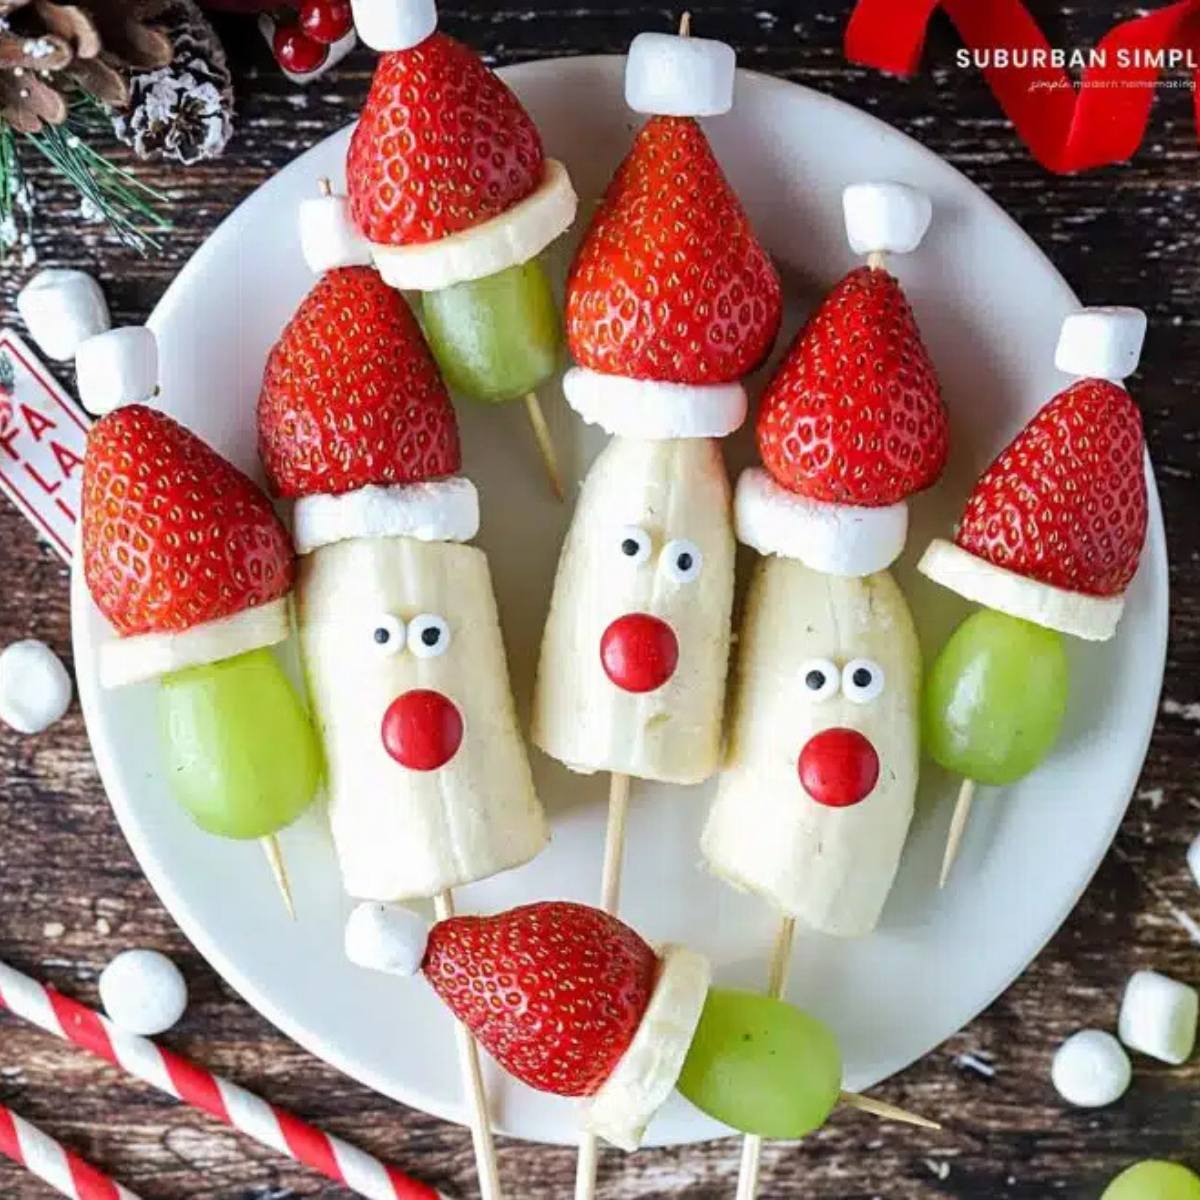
75, 326, 158, 416
0, 639, 72, 735
735, 466, 908, 576
351, 0, 437, 51
293, 477, 480, 555
562, 367, 747, 440
842, 182, 933, 257
99, 948, 188, 1036
1119, 969, 1198, 1065
17, 269, 110, 362
1188, 833, 1200, 891
1051, 1030, 1131, 1108
1054, 307, 1147, 382
344, 902, 430, 975
624, 31, 736, 117
299, 190, 372, 275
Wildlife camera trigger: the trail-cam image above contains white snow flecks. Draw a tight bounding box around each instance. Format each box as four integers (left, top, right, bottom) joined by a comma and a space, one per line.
924, 1159, 951, 1181
954, 1051, 997, 1078
1139, 787, 1167, 810
1162, 698, 1200, 721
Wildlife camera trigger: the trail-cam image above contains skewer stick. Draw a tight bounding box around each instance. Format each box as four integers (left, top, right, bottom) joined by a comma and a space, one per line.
434, 890, 504, 1200
574, 772, 634, 1200
839, 1091, 941, 1131
260, 834, 296, 919
866, 250, 887, 270
735, 916, 796, 1200
522, 392, 565, 502
939, 777, 977, 889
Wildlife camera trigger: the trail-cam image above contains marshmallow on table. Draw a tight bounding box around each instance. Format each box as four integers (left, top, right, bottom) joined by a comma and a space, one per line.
99, 948, 188, 1036
1055, 306, 1147, 382
1051, 1030, 1131, 1108
1118, 969, 1198, 1065
843, 181, 933, 256
299, 189, 372, 275
624, 31, 736, 117
16, 269, 110, 362
351, 0, 437, 51
0, 640, 72, 734
75, 326, 158, 416
344, 902, 430, 975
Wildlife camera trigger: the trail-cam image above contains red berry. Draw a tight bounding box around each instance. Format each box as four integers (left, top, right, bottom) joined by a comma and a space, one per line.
273, 21, 329, 74
299, 0, 353, 44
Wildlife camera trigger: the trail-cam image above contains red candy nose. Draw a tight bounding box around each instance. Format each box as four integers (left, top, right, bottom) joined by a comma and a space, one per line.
798, 728, 880, 808
381, 689, 464, 771
600, 613, 679, 694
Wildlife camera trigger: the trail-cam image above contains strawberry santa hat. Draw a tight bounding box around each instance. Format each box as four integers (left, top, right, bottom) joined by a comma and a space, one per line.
343, 898, 711, 1152
736, 182, 949, 576
920, 306, 1148, 642
82, 400, 295, 689
257, 264, 476, 554
310, 0, 578, 293
561, 25, 782, 441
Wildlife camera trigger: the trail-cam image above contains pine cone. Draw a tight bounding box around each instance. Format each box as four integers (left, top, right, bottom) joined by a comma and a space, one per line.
0, 0, 173, 133
113, 0, 233, 164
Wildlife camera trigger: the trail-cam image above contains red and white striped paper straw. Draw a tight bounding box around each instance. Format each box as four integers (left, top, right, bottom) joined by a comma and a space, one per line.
0, 1102, 140, 1200
0, 961, 448, 1200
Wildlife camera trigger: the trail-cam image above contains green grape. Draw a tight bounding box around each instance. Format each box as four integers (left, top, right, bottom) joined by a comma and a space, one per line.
922, 608, 1069, 786
421, 258, 561, 403
159, 648, 321, 839
1102, 1161, 1200, 1200
676, 988, 842, 1138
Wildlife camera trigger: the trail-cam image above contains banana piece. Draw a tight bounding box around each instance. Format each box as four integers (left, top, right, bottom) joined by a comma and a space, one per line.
372, 159, 577, 292
702, 558, 920, 937
532, 436, 735, 785
298, 536, 547, 900
581, 944, 711, 1151
99, 597, 290, 689
919, 537, 1124, 642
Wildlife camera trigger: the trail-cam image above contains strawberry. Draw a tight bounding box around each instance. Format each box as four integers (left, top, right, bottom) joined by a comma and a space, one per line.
82, 405, 294, 638
757, 265, 947, 506
257, 266, 460, 498
422, 901, 658, 1097
346, 34, 545, 247
565, 116, 781, 385
956, 378, 1147, 596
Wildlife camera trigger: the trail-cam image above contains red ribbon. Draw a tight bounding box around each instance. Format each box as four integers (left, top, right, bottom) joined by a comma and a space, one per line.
845, 0, 1200, 172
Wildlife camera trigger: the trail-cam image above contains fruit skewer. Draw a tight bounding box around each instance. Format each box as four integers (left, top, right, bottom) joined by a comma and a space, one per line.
918, 307, 1151, 885
698, 182, 950, 1199
344, 0, 579, 499
526, 20, 782, 1198
258, 242, 550, 1200
80, 398, 322, 915
356, 899, 939, 1163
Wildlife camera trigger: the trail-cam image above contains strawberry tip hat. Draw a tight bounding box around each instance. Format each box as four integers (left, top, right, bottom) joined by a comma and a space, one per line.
561, 27, 782, 441
81, 393, 296, 690
919, 306, 1148, 642
336, 0, 577, 293
257, 265, 478, 556
344, 899, 712, 1152
736, 181, 947, 577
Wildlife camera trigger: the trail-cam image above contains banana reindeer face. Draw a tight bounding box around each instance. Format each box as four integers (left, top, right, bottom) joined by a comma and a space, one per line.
702, 557, 921, 938
532, 436, 736, 786
298, 536, 546, 901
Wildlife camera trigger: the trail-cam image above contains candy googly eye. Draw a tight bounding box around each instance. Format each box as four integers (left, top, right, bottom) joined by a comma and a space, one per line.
799, 658, 839, 702
662, 538, 703, 584
408, 614, 451, 659
843, 659, 885, 703
616, 525, 652, 566
369, 614, 406, 657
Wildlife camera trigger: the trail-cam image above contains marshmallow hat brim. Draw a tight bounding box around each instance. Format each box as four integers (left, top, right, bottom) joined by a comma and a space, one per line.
293, 477, 480, 555
735, 468, 908, 576
563, 366, 747, 440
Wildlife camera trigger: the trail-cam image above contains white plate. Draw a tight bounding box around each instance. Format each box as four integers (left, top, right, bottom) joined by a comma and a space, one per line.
71, 58, 1168, 1148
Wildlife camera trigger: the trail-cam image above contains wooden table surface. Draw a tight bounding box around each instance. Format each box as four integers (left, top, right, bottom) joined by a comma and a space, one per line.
1, 3, 1198, 1197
